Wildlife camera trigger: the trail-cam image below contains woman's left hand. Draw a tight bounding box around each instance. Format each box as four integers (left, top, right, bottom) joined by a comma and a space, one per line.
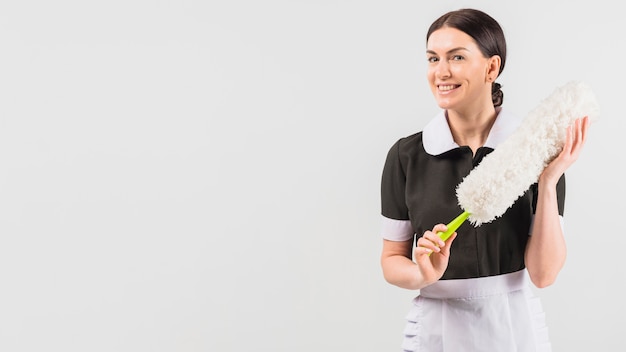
539, 116, 590, 185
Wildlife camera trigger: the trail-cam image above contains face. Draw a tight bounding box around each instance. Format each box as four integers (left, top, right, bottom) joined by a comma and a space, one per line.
426, 27, 499, 111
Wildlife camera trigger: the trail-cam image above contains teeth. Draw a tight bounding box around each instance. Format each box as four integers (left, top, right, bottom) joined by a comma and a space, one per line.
439, 85, 456, 91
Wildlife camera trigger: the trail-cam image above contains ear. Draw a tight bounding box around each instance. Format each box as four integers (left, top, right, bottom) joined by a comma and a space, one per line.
485, 55, 501, 82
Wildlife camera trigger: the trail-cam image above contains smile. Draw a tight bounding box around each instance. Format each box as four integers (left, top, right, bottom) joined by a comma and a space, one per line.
438, 84, 459, 91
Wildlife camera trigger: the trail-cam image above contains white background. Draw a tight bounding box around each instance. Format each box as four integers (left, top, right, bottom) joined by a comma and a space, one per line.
0, 1, 622, 351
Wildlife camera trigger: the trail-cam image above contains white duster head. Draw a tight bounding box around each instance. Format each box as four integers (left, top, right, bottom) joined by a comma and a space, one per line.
456, 81, 600, 226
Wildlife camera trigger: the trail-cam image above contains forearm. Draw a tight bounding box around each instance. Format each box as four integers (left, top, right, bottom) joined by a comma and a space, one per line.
381, 255, 431, 290
381, 238, 436, 290
525, 182, 567, 288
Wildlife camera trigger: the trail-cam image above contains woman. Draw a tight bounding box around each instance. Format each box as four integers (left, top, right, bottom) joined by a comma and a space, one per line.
379, 8, 589, 352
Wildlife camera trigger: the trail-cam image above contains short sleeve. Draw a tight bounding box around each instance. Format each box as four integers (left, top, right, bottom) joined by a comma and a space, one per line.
531, 174, 566, 215
529, 174, 566, 235
380, 139, 414, 241
556, 174, 566, 216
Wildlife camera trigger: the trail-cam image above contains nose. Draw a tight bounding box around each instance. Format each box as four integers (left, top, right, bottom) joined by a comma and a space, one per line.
435, 60, 451, 79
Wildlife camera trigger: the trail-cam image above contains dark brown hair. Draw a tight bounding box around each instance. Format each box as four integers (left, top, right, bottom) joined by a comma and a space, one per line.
427, 8, 507, 107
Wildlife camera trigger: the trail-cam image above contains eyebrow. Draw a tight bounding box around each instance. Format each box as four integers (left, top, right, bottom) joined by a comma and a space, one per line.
426, 47, 470, 55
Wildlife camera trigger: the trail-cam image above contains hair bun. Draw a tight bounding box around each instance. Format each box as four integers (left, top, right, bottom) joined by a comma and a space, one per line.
492, 82, 504, 107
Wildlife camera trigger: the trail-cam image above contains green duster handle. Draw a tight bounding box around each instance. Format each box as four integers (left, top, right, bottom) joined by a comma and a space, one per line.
426, 211, 470, 257
437, 211, 470, 241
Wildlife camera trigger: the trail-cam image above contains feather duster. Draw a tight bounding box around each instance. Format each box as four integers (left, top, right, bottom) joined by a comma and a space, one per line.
438, 81, 600, 240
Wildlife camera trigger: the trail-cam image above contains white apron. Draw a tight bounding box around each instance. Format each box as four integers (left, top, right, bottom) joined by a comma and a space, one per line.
401, 269, 551, 352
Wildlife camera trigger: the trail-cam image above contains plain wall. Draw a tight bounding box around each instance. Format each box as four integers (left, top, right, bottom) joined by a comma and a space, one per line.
0, 1, 622, 351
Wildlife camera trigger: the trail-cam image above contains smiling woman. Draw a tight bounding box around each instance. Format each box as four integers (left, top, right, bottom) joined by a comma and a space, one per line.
379, 8, 590, 352
0, 1, 617, 351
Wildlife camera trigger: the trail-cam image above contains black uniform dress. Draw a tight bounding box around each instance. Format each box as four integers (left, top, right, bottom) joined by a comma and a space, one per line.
380, 108, 564, 352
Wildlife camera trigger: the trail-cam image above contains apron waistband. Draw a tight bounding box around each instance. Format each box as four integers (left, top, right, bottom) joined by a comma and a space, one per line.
419, 269, 529, 299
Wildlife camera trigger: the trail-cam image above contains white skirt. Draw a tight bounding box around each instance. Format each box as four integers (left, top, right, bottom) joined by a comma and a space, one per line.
401, 269, 551, 352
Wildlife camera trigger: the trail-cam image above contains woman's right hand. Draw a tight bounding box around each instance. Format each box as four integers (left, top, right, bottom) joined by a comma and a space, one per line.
414, 223, 457, 285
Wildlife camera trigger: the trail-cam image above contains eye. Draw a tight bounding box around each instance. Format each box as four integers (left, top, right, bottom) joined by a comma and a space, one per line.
427, 56, 439, 63
451, 55, 464, 61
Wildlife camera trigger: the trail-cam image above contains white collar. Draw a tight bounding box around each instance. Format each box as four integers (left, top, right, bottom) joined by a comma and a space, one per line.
422, 107, 523, 156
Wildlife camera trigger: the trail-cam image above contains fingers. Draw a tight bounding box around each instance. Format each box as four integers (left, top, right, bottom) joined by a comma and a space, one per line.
573, 116, 590, 152
540, 116, 590, 184
438, 232, 457, 256
578, 115, 590, 135
552, 117, 589, 171
416, 224, 448, 255
565, 116, 589, 156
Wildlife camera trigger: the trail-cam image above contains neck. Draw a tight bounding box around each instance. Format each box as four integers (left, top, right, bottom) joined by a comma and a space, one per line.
446, 107, 498, 154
